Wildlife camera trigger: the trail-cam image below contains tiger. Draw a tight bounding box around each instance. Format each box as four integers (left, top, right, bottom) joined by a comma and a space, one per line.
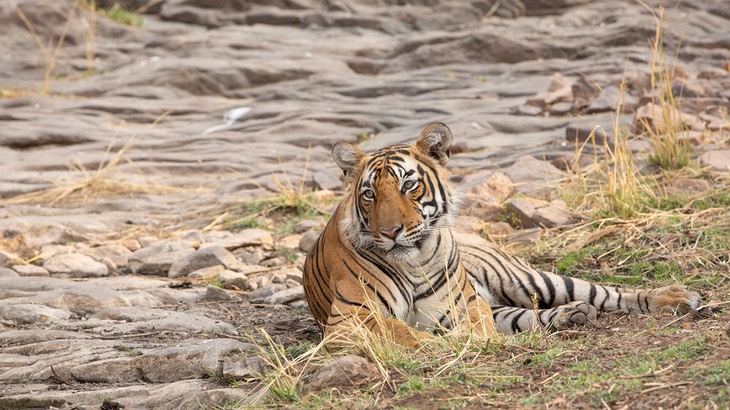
303, 122, 701, 348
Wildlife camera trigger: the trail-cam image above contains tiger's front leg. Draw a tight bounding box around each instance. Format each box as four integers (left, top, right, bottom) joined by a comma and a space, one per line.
324, 307, 431, 349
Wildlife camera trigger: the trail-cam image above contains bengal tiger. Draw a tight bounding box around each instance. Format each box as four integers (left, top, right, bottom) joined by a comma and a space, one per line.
303, 122, 701, 348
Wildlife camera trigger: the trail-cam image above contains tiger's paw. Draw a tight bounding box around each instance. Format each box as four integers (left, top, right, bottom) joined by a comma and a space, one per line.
647, 284, 701, 314
550, 301, 598, 330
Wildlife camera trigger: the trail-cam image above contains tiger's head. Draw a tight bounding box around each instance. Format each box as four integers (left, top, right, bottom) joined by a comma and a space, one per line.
331, 122, 457, 260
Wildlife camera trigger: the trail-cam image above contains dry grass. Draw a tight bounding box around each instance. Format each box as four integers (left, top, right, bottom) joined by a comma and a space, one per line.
0, 114, 182, 206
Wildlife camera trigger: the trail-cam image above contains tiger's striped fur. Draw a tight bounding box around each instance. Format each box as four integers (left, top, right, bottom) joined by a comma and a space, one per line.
303, 122, 700, 347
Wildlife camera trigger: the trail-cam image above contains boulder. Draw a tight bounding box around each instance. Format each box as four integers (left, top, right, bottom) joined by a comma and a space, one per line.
42, 253, 109, 277
168, 246, 239, 278
504, 197, 580, 228
304, 355, 380, 393
128, 241, 196, 276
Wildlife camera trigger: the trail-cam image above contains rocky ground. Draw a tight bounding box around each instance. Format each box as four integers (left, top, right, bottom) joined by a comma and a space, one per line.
1, 0, 729, 408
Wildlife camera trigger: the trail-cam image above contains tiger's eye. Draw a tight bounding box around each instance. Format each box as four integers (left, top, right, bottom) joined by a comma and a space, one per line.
362, 190, 375, 200
403, 180, 416, 190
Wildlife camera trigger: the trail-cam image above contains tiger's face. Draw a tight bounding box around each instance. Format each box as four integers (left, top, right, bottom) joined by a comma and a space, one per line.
332, 123, 456, 260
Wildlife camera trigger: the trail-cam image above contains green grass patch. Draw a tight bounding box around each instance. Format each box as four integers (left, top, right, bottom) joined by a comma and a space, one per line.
95, 3, 143, 27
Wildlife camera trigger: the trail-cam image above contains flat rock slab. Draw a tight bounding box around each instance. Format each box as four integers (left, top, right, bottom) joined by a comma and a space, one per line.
504, 197, 581, 228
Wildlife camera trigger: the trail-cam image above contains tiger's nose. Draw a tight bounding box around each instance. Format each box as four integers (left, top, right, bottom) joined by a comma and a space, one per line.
379, 225, 403, 240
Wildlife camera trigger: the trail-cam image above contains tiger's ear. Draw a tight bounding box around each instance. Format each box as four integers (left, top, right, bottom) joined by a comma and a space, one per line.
416, 122, 453, 166
332, 142, 365, 176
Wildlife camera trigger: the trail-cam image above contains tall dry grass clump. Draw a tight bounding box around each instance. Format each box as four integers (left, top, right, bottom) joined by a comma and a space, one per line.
640, 6, 692, 170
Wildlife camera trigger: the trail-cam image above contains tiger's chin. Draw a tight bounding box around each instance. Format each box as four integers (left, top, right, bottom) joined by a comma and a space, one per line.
385, 244, 420, 261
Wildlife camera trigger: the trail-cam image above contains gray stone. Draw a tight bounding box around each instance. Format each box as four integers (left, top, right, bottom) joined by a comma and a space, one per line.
42, 253, 109, 277
69, 339, 253, 383
459, 171, 515, 220
565, 124, 610, 145
0, 304, 73, 324
11, 264, 50, 277
218, 270, 250, 290
23, 224, 88, 248
187, 264, 226, 279
202, 229, 274, 251
0, 250, 22, 268
313, 170, 342, 191
80, 245, 133, 270
264, 285, 305, 305
504, 156, 566, 197
304, 355, 381, 393
128, 241, 196, 276
298, 230, 320, 252
700, 150, 730, 172
223, 356, 265, 380
504, 197, 580, 228
633, 103, 704, 134
284, 268, 303, 284
0, 267, 19, 278
0, 277, 131, 314
91, 306, 238, 336
295, 218, 326, 233
168, 246, 239, 278
249, 283, 287, 304
585, 85, 638, 113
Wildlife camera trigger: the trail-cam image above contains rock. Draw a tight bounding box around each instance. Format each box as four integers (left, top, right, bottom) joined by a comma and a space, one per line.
80, 245, 133, 270
459, 171, 515, 220
128, 241, 196, 276
69, 339, 254, 383
218, 270, 250, 290
505, 228, 542, 244
454, 215, 485, 234
223, 356, 266, 380
699, 150, 730, 172
504, 156, 566, 197
11, 264, 50, 277
249, 283, 287, 304
571, 76, 601, 111
37, 244, 74, 261
270, 269, 288, 284
187, 264, 226, 279
168, 245, 239, 278
264, 285, 305, 305
585, 85, 638, 113
0, 229, 35, 259
304, 355, 380, 393
0, 277, 131, 314
42, 253, 109, 277
526, 72, 573, 108
548, 101, 574, 116
0, 249, 22, 268
666, 178, 711, 197
626, 138, 653, 153
202, 229, 274, 251
284, 268, 303, 284
121, 239, 142, 251
278, 234, 302, 249
0, 267, 20, 278
91, 306, 238, 336
298, 231, 320, 252
633, 103, 705, 134
203, 285, 239, 301
23, 225, 88, 248
0, 304, 73, 324
484, 221, 514, 238
513, 104, 543, 116
504, 197, 580, 228
313, 170, 342, 191
565, 124, 610, 145
295, 218, 325, 233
